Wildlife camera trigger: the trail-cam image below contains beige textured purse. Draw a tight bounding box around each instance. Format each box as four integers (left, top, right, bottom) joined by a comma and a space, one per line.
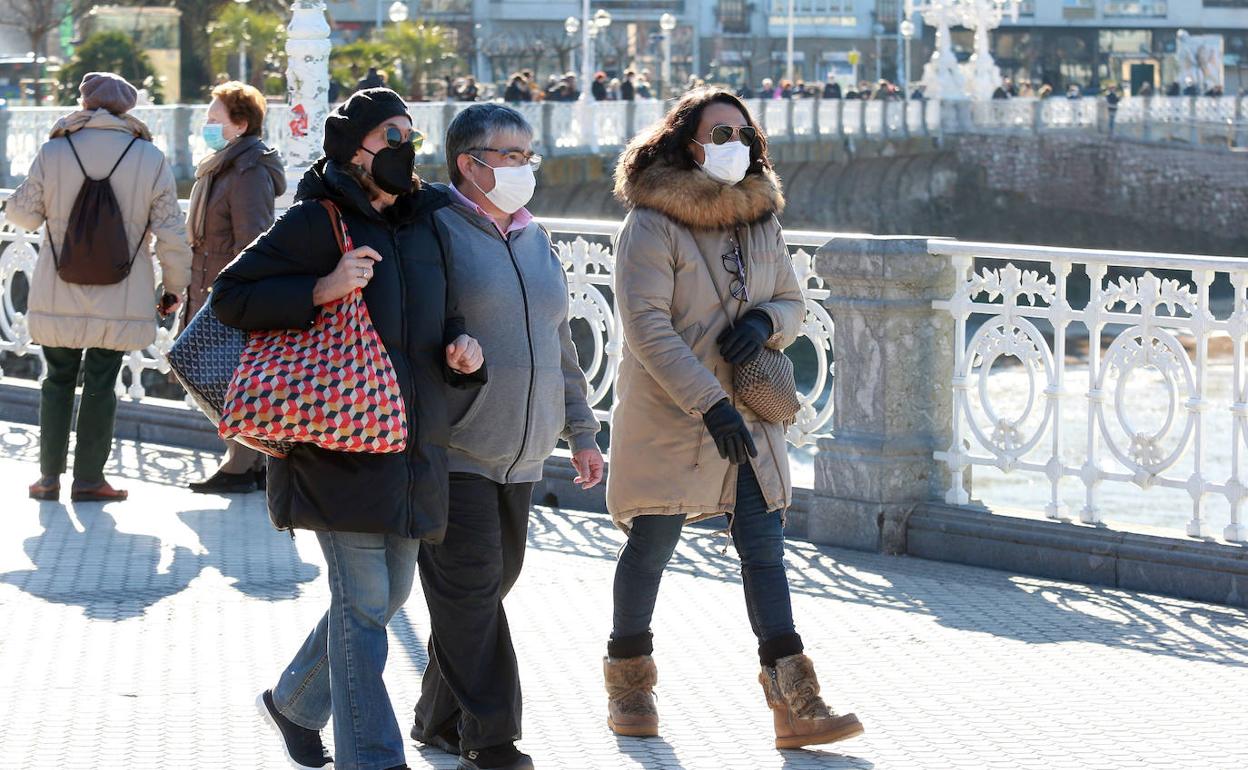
698, 227, 801, 427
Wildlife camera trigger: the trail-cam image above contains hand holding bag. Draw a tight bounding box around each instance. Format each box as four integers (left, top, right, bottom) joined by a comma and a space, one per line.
217, 200, 408, 457
698, 226, 801, 427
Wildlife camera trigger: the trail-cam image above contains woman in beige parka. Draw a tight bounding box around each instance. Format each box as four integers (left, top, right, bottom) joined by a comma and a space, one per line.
602, 88, 864, 751
10, 72, 191, 503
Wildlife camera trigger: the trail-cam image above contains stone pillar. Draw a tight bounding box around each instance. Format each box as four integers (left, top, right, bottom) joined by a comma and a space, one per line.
282, 1, 332, 203
806, 236, 957, 553
172, 105, 193, 180
541, 101, 556, 157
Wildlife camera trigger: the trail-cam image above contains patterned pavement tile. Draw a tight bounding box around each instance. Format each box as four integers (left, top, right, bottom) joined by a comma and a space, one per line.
1, 422, 1247, 769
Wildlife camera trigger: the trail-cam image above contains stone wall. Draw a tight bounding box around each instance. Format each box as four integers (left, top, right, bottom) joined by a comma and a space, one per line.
489, 133, 1248, 257
946, 133, 1248, 257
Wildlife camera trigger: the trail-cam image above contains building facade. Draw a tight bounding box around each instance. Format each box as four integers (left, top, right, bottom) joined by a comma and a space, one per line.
320, 0, 1246, 94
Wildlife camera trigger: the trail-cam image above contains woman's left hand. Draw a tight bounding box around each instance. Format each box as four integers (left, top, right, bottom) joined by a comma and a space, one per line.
446, 334, 484, 374
571, 447, 605, 489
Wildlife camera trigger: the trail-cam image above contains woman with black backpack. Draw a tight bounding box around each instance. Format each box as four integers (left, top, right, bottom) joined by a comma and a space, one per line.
9, 72, 191, 503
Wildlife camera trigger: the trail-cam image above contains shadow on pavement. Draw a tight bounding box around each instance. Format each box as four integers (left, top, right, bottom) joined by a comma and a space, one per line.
528, 506, 1248, 669
1, 496, 319, 617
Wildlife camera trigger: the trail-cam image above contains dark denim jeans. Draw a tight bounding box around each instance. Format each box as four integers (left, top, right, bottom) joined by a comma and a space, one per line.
271, 531, 420, 770
39, 346, 124, 482
611, 462, 796, 646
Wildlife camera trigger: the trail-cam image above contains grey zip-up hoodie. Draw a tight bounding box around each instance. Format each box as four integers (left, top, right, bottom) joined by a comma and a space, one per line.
431, 183, 600, 483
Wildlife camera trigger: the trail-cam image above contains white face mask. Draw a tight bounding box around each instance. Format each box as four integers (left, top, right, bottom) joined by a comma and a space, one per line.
470, 156, 536, 214
698, 141, 751, 185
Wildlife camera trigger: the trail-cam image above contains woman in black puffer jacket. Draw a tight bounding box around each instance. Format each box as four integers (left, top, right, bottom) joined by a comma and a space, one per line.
212, 89, 485, 770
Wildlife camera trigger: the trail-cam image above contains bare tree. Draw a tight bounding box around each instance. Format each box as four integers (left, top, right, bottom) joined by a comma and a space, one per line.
0, 0, 67, 56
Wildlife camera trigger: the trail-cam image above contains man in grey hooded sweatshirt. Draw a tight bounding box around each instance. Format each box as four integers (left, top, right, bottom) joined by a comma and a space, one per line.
412, 103, 603, 770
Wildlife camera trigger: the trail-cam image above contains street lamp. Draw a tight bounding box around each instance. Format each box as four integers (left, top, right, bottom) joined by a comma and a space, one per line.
660, 12, 676, 100
565, 16, 580, 76
388, 1, 408, 23
900, 18, 916, 100
577, 3, 612, 102
234, 0, 250, 85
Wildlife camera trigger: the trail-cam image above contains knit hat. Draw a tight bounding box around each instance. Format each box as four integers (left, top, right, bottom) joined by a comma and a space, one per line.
79, 72, 138, 115
323, 87, 409, 163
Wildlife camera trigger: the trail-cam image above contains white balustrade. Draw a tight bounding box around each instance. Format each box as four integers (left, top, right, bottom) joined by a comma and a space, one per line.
764, 99, 788, 137
1, 94, 1239, 183
632, 101, 665, 135
864, 101, 885, 136
0, 193, 838, 451
594, 101, 630, 148
841, 100, 863, 136
906, 100, 926, 134
933, 241, 1247, 543
793, 99, 816, 136
817, 98, 841, 136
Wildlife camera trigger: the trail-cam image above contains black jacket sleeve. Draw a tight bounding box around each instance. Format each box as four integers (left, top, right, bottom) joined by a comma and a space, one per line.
211, 201, 340, 331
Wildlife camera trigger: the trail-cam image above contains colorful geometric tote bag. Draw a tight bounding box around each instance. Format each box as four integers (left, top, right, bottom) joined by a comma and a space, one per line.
218, 200, 408, 457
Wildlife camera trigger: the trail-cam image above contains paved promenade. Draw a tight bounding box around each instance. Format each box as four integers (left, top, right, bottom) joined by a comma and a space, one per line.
2, 421, 1247, 770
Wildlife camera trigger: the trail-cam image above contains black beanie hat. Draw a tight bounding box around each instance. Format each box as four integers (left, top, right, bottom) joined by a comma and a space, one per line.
323, 87, 409, 163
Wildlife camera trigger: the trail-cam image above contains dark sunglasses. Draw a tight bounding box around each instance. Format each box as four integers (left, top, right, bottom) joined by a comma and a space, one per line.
721, 238, 750, 302
380, 125, 425, 152
709, 124, 758, 146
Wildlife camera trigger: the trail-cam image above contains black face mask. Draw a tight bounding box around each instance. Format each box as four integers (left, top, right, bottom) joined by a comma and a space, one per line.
362, 142, 416, 195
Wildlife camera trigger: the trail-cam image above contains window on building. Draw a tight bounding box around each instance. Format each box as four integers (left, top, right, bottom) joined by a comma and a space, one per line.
720, 0, 750, 33
1062, 0, 1096, 19
768, 0, 856, 26
1103, 0, 1168, 16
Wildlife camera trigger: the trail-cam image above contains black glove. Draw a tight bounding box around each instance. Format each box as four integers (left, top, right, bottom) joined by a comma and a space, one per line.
716, 309, 773, 365
702, 398, 757, 465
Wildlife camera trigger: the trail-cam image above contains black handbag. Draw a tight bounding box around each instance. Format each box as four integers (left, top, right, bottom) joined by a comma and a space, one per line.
166, 301, 292, 456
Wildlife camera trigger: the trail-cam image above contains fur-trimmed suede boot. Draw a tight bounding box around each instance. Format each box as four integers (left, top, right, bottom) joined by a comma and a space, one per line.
759, 653, 863, 749
603, 655, 659, 737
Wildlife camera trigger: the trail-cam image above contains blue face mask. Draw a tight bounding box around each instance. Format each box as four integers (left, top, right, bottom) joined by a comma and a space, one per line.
202, 123, 228, 151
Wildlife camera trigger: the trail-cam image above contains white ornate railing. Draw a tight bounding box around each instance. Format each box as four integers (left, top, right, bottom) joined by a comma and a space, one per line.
0, 193, 837, 449
2, 94, 1242, 184
933, 241, 1247, 543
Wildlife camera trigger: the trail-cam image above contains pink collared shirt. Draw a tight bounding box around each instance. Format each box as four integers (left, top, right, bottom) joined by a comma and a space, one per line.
449, 183, 533, 238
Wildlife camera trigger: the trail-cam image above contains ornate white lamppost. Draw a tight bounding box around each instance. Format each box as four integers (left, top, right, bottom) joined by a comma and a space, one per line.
234, 0, 251, 84
913, 0, 968, 100
914, 0, 1018, 100
574, 5, 611, 149
660, 12, 676, 99
564, 16, 580, 79
958, 0, 1019, 100
900, 17, 916, 101
283, 1, 332, 192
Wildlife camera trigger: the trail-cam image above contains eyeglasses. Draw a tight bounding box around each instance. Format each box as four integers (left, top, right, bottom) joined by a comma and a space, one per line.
468, 147, 543, 170
709, 124, 758, 147
381, 125, 425, 153
721, 236, 750, 302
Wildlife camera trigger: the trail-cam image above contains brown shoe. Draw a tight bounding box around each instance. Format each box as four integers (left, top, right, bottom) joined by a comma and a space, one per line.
604, 655, 659, 737
29, 476, 61, 501
70, 481, 129, 503
760, 653, 864, 750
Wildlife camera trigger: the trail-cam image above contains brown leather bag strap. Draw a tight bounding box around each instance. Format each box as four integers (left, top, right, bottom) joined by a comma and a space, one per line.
318, 199, 349, 255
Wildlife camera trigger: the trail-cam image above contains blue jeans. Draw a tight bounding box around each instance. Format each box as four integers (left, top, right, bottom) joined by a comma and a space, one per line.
611, 462, 797, 646
271, 531, 420, 770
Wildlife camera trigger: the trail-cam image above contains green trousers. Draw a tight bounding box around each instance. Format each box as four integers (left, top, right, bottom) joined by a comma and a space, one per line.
39, 346, 125, 483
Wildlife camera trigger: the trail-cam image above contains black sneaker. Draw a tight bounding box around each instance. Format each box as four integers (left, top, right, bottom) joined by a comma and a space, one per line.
457, 743, 534, 770
189, 469, 256, 495
256, 689, 333, 769
411, 719, 460, 755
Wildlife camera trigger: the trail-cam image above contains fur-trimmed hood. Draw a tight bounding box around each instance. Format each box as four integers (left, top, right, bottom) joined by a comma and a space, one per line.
613, 152, 785, 230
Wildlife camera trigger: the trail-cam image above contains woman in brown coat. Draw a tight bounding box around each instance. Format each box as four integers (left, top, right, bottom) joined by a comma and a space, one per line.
184, 81, 286, 495
602, 88, 865, 750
